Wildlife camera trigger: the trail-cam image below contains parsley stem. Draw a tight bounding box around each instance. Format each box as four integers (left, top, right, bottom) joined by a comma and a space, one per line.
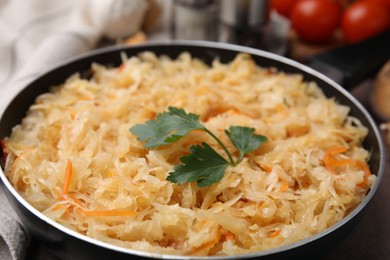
204, 129, 235, 165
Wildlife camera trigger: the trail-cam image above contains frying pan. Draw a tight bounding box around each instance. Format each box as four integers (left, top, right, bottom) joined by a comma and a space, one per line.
0, 41, 385, 260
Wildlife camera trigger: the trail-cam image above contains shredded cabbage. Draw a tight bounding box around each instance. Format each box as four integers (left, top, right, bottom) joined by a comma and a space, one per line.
3, 52, 375, 256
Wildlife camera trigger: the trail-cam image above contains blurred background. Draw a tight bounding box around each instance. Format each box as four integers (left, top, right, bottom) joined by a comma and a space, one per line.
1, 0, 389, 122
126, 0, 390, 143
107, 0, 390, 126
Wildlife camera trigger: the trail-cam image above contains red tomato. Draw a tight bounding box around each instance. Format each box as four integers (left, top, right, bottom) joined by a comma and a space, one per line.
342, 1, 390, 43
290, 0, 342, 43
270, 0, 298, 18
363, 0, 390, 12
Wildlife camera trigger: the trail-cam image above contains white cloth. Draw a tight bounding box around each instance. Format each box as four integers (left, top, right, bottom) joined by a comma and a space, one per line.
0, 0, 149, 259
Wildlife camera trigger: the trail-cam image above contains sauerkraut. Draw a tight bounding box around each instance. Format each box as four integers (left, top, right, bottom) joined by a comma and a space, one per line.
3, 52, 375, 256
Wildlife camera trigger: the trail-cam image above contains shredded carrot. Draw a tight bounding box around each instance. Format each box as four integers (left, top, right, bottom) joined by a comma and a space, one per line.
65, 194, 83, 206
226, 109, 241, 115
221, 230, 235, 241
279, 180, 289, 192
326, 146, 348, 156
323, 146, 371, 186
190, 228, 221, 254
78, 209, 137, 217
65, 194, 137, 217
276, 103, 288, 116
355, 160, 371, 187
10, 148, 34, 179
52, 204, 65, 211
10, 158, 20, 180
323, 146, 349, 173
267, 229, 281, 238
259, 163, 272, 173
62, 159, 73, 195
50, 202, 72, 217
325, 158, 351, 167
258, 201, 266, 208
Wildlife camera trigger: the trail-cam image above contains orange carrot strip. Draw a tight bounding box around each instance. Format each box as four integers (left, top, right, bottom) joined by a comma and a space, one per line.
323, 147, 372, 187
323, 146, 349, 173
354, 160, 371, 187
62, 159, 73, 195
267, 229, 281, 238
324, 156, 353, 173
78, 209, 137, 217
326, 146, 348, 156
325, 158, 352, 167
226, 109, 242, 115
258, 201, 266, 208
10, 157, 21, 180
222, 230, 235, 241
10, 148, 34, 179
259, 163, 272, 173
52, 204, 65, 211
65, 194, 137, 217
279, 180, 289, 192
190, 229, 221, 254
65, 194, 83, 207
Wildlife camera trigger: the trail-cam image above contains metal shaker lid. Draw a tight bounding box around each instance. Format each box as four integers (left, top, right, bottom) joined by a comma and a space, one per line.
219, 0, 269, 27
175, 0, 214, 7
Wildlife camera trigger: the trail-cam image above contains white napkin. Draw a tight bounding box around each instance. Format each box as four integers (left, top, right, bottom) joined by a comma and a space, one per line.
0, 0, 151, 259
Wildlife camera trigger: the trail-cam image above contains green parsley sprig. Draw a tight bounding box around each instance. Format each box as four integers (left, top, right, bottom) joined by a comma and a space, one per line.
130, 107, 267, 187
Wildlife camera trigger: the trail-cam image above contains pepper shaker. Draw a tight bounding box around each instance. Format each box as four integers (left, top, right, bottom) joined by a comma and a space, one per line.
171, 0, 217, 41
218, 0, 269, 49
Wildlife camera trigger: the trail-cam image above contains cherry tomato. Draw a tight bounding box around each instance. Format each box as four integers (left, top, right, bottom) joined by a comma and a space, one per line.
290, 0, 342, 43
363, 0, 390, 12
270, 0, 298, 18
342, 1, 390, 43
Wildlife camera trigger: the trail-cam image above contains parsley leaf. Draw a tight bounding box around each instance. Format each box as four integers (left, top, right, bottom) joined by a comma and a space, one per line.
166, 142, 229, 187
130, 107, 268, 187
225, 126, 268, 164
130, 107, 205, 148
